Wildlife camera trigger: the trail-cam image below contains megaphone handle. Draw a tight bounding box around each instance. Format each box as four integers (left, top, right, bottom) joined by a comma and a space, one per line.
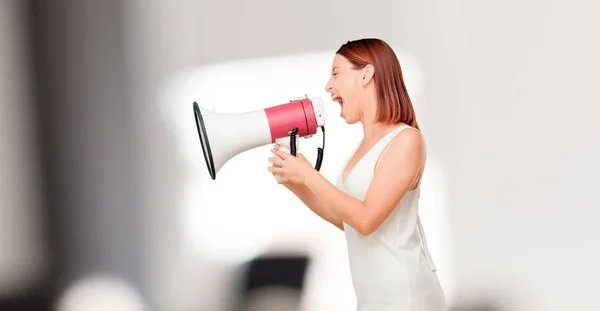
273, 135, 299, 182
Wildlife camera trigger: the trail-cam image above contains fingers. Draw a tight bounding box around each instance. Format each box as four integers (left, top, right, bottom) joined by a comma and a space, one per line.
268, 156, 284, 167
271, 147, 290, 160
271, 145, 305, 161
268, 166, 284, 174
269, 144, 290, 184
271, 148, 284, 159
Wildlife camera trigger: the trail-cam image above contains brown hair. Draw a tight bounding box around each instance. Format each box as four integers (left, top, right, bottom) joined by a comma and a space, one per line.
336, 38, 419, 130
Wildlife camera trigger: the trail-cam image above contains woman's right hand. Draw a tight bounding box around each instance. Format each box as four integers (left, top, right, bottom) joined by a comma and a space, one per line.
269, 144, 295, 189
268, 143, 283, 181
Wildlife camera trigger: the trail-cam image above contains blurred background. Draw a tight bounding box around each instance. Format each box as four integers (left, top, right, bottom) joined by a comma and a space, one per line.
1, 0, 599, 310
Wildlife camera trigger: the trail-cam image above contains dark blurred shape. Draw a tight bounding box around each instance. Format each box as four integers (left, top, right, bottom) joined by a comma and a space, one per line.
0, 0, 51, 310
235, 255, 311, 311
11, 0, 147, 310
0, 288, 52, 311
0, 285, 51, 311
243, 256, 310, 291
449, 299, 507, 311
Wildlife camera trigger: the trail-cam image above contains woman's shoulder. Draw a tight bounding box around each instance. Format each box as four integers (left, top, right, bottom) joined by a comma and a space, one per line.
374, 124, 426, 170
388, 123, 425, 149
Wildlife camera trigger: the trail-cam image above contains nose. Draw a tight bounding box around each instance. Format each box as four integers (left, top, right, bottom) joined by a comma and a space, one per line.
324, 78, 333, 93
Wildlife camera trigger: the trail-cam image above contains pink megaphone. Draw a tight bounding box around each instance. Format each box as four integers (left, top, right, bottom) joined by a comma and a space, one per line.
193, 96, 326, 180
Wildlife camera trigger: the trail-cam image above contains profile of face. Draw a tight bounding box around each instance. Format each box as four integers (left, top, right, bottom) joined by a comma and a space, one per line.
324, 54, 374, 124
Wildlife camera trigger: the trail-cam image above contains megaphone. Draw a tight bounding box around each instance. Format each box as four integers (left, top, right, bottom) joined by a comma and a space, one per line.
193, 96, 326, 180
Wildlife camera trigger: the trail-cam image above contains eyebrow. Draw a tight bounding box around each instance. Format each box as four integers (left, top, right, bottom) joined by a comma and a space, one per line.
331, 66, 339, 73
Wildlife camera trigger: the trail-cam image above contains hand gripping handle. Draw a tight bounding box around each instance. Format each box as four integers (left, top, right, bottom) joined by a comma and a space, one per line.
273, 134, 299, 182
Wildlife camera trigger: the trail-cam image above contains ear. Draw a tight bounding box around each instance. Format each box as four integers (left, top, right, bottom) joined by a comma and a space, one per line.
362, 64, 375, 85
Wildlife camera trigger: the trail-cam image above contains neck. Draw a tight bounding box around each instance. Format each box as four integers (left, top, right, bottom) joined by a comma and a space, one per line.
361, 121, 397, 143
359, 92, 398, 143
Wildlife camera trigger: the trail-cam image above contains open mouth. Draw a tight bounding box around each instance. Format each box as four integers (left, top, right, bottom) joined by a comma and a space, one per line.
332, 94, 344, 106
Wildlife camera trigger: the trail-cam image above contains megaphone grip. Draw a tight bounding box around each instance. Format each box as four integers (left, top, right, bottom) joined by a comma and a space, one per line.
289, 128, 299, 156
273, 132, 299, 182
272, 126, 325, 183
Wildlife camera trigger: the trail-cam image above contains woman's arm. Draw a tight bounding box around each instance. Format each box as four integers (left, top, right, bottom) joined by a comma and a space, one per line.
283, 183, 344, 231
303, 129, 424, 236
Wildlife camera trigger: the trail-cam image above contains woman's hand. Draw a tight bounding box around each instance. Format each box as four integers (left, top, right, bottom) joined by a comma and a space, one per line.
268, 144, 316, 185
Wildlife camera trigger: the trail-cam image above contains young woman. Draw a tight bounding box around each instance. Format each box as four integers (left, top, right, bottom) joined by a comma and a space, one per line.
268, 38, 446, 311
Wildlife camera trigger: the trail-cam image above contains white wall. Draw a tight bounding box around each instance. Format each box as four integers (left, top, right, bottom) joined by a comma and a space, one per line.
450, 1, 600, 310
123, 0, 600, 310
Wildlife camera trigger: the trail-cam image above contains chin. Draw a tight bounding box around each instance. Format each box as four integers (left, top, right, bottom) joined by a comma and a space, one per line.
340, 109, 359, 124
343, 117, 359, 125
340, 114, 351, 124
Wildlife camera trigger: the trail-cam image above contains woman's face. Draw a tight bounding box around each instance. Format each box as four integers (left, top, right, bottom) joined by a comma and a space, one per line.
324, 54, 366, 124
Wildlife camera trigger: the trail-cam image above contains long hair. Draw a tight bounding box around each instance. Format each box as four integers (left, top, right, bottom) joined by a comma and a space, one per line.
336, 38, 419, 130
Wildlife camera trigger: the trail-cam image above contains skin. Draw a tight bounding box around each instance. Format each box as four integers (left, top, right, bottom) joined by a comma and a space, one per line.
268, 54, 425, 236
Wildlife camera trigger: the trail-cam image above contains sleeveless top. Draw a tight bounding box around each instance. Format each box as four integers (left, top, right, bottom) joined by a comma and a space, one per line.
336, 124, 446, 311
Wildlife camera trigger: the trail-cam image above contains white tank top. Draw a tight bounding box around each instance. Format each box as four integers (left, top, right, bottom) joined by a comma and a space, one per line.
336, 124, 446, 311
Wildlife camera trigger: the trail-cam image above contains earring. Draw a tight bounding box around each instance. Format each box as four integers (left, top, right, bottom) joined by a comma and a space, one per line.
362, 83, 367, 89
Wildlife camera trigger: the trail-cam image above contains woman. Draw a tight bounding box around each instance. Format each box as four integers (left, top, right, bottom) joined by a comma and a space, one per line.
268, 38, 446, 311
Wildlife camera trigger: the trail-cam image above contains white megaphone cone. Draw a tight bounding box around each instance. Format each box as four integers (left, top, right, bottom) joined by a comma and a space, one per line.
193, 96, 326, 180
